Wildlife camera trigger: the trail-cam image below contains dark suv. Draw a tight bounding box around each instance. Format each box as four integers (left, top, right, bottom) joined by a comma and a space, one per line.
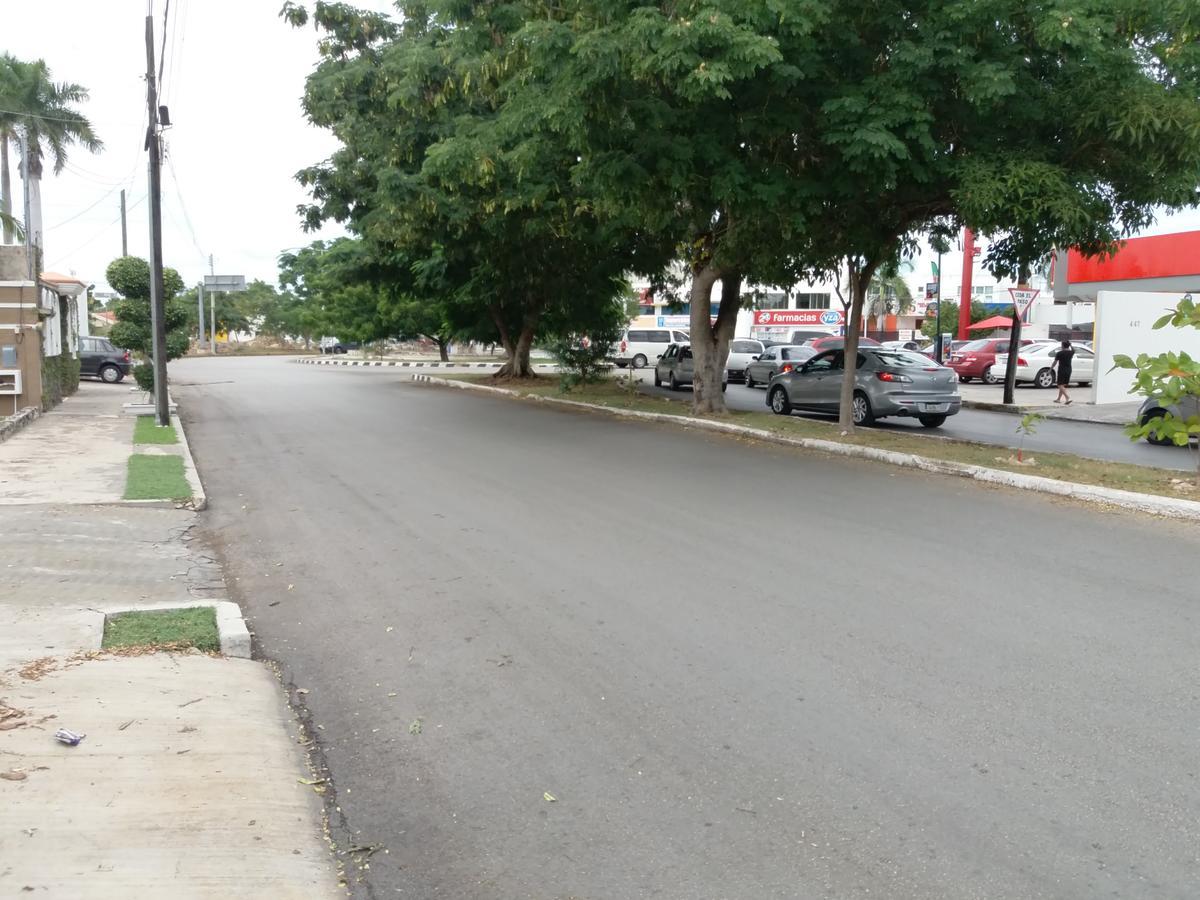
79, 336, 131, 383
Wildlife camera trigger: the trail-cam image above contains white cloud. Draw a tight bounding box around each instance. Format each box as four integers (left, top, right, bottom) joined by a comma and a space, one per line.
3, 0, 383, 291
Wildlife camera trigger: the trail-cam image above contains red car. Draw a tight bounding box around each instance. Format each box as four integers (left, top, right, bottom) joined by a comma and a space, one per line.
802, 335, 882, 353
947, 337, 1035, 383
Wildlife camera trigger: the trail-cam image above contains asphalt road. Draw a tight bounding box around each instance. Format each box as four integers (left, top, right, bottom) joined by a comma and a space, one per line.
627, 369, 1197, 471
174, 356, 1200, 899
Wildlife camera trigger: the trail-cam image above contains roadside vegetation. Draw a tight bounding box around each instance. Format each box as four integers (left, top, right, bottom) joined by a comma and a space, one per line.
133, 415, 178, 445
277, 0, 1200, 428
102, 607, 219, 653
124, 454, 191, 501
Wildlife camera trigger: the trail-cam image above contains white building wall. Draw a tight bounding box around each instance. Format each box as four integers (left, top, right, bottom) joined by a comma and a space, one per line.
1092, 290, 1200, 405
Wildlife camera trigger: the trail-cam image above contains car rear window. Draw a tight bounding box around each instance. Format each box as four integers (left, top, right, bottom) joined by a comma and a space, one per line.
872, 350, 941, 368
730, 341, 759, 353
961, 339, 991, 351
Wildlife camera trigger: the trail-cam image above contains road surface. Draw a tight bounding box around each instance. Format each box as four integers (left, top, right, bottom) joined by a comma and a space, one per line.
174, 356, 1200, 899
629, 368, 1196, 471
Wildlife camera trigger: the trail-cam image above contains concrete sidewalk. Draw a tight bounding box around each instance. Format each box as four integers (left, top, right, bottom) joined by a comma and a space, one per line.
957, 382, 1141, 425
0, 378, 339, 897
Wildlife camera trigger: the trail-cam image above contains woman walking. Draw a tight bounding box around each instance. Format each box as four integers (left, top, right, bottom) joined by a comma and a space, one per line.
1053, 339, 1075, 405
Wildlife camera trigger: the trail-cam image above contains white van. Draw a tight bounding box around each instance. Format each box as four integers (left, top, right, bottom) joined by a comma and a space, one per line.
612, 327, 690, 368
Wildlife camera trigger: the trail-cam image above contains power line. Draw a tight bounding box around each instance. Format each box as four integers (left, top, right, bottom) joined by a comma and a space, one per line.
157, 0, 172, 88
163, 148, 206, 262
46, 178, 134, 232
45, 193, 146, 269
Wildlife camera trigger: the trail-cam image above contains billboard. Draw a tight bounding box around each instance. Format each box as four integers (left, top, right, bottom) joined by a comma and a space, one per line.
752, 309, 845, 327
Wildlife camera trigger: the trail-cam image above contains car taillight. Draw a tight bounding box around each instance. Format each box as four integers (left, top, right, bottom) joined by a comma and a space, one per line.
779, 364, 794, 375
620, 340, 627, 352
1017, 357, 1027, 366
123, 350, 130, 362
876, 371, 912, 383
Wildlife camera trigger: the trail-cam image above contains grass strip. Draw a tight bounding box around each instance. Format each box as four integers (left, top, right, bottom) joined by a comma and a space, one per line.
124, 454, 192, 500
437, 374, 1195, 501
133, 415, 178, 445
102, 607, 220, 652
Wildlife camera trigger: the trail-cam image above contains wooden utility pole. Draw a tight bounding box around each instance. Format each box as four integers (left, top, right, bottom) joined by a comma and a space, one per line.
119, 189, 127, 257
145, 14, 170, 426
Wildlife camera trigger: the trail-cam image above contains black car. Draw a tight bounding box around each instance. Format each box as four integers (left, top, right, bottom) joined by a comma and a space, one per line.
79, 336, 131, 383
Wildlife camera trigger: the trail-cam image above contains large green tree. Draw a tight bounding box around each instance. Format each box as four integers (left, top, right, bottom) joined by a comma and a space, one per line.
0, 54, 102, 261
107, 256, 189, 392
283, 0, 670, 378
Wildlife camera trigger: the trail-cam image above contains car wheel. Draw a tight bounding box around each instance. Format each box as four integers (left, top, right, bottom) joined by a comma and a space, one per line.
1141, 409, 1174, 445
653, 370, 662, 388
669, 372, 680, 391
982, 367, 998, 385
745, 370, 756, 388
769, 386, 791, 415
852, 391, 875, 426
632, 354, 648, 369
958, 375, 970, 383
99, 364, 123, 384
1035, 367, 1055, 388
918, 414, 947, 428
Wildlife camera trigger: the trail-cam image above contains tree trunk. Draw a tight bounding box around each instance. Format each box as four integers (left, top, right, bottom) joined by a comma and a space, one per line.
493, 305, 539, 378
837, 259, 879, 431
0, 130, 12, 244
436, 338, 449, 362
1003, 269, 1030, 404
685, 264, 723, 413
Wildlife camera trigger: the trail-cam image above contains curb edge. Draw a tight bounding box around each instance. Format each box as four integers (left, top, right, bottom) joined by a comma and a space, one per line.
412, 373, 1200, 522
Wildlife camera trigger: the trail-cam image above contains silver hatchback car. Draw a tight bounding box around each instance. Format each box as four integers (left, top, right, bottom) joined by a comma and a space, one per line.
767, 347, 961, 427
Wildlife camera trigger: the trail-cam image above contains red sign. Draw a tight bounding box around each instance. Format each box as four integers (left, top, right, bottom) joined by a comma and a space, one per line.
1068, 230, 1200, 283
752, 309, 845, 327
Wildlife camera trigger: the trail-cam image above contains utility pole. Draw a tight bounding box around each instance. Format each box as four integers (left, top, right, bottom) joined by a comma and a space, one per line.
935, 247, 943, 363
119, 189, 128, 257
958, 228, 975, 341
144, 14, 170, 426
209, 256, 217, 354
197, 281, 205, 349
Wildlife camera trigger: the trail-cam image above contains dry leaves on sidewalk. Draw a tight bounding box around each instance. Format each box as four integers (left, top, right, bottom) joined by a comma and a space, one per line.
1, 769, 28, 781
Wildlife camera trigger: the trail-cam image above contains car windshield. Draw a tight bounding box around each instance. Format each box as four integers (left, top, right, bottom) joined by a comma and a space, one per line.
960, 339, 991, 352
871, 350, 940, 368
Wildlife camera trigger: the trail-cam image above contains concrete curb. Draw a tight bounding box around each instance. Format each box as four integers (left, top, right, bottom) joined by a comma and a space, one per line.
962, 398, 1131, 426
97, 600, 251, 658
171, 412, 207, 511
0, 406, 40, 444
297, 356, 558, 370
413, 373, 1200, 522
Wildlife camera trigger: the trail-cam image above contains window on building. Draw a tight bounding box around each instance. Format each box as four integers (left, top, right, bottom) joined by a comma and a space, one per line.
759, 291, 788, 310
793, 293, 831, 310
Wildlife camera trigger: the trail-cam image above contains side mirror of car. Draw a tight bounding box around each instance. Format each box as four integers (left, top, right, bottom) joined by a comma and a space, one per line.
656, 354, 663, 359
751, 355, 760, 361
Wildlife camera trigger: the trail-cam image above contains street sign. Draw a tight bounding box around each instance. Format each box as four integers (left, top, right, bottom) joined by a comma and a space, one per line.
1008, 288, 1040, 323
925, 282, 938, 300
925, 301, 939, 316
203, 275, 247, 293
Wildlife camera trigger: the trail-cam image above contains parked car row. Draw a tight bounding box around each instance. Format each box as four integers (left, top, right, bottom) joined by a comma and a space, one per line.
993, 341, 1095, 388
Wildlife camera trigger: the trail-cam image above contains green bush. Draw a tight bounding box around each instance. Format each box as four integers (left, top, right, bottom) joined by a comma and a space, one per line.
133, 362, 155, 393
40, 354, 81, 410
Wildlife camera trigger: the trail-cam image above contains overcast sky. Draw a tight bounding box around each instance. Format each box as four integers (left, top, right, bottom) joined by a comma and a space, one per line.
5, 1, 1199, 297
4, 0, 390, 292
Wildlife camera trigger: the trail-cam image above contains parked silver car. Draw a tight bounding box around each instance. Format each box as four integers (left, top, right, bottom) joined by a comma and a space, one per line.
744, 345, 815, 388
1138, 395, 1200, 446
654, 343, 728, 392
766, 347, 961, 427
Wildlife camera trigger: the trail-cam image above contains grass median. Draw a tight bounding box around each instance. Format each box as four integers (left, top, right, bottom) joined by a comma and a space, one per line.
133, 415, 178, 445
124, 454, 192, 500
103, 607, 220, 652
436, 373, 1195, 501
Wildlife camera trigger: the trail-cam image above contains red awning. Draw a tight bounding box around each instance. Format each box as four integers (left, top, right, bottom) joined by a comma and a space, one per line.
967, 315, 1018, 331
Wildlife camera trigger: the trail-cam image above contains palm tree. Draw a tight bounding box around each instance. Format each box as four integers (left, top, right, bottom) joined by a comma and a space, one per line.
866, 261, 915, 332
0, 54, 102, 263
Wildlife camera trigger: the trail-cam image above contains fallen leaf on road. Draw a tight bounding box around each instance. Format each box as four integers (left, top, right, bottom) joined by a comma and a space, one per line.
543, 792, 557, 802
298, 777, 328, 786
288, 584, 294, 591
296, 688, 309, 695
118, 719, 135, 731
385, 626, 394, 633
387, 692, 397, 698
1, 770, 28, 781
409, 719, 423, 735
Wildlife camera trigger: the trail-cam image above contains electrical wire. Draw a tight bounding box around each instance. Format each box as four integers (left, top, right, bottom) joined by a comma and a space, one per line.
158, 0, 172, 89
45, 193, 146, 270
163, 149, 206, 263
